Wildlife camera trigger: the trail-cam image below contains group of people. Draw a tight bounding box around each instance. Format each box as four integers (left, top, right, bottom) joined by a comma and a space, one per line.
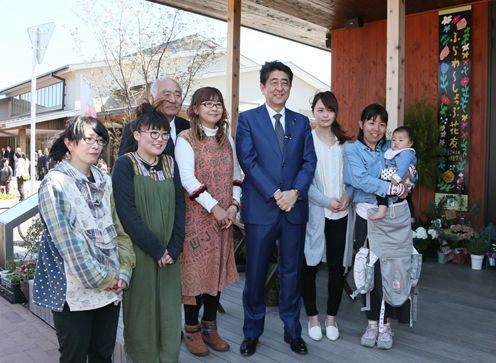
0, 146, 31, 199
32, 60, 417, 363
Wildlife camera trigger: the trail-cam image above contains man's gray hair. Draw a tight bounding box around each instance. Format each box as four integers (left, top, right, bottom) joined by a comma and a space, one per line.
150, 78, 182, 98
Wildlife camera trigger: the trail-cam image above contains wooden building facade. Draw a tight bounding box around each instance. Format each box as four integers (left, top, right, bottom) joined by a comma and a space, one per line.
330, 1, 495, 226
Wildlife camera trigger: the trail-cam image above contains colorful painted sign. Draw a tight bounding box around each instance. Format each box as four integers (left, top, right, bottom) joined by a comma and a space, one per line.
436, 5, 471, 211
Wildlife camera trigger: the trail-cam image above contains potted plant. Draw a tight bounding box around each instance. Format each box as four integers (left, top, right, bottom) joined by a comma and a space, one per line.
0, 267, 26, 304
465, 233, 490, 270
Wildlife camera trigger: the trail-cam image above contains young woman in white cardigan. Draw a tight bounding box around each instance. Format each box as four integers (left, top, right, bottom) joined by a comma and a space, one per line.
301, 91, 350, 342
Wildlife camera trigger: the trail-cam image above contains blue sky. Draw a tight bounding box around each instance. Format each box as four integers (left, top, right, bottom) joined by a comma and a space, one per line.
0, 0, 331, 90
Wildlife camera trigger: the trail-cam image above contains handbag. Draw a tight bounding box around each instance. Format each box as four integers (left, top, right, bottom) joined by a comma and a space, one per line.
21, 173, 30, 181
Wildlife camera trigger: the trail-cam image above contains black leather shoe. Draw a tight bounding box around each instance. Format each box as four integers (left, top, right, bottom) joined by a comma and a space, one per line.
240, 337, 258, 356
284, 336, 308, 355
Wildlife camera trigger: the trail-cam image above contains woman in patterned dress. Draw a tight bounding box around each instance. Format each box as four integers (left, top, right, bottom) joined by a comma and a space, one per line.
112, 102, 185, 363
175, 87, 241, 356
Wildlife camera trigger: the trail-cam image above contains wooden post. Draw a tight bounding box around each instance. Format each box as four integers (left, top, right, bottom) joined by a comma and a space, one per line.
386, 0, 405, 130
226, 0, 241, 138
18, 127, 27, 152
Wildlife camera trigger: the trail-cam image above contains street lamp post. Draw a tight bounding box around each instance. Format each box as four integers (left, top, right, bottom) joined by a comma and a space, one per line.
27, 22, 54, 193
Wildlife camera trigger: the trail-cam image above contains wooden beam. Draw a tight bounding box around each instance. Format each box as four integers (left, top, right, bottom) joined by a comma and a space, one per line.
227, 0, 241, 137
386, 0, 405, 130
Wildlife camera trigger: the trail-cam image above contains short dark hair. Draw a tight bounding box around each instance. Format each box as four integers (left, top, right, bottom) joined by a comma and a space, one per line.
393, 126, 414, 142
357, 103, 389, 147
260, 61, 293, 85
50, 116, 109, 162
134, 102, 170, 133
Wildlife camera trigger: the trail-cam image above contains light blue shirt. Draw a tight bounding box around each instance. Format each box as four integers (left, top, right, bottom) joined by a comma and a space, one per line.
343, 139, 390, 204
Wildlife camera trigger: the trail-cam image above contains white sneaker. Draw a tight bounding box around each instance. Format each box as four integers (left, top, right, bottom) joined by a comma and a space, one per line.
325, 322, 339, 341
307, 321, 323, 341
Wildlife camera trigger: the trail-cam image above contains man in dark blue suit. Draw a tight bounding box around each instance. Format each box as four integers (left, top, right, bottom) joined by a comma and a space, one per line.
236, 61, 317, 356
118, 78, 189, 157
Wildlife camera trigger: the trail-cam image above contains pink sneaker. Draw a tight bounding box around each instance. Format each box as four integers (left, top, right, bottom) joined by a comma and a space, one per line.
377, 324, 394, 350
360, 323, 378, 347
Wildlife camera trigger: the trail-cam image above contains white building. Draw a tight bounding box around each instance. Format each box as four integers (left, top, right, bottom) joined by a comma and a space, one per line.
0, 36, 328, 154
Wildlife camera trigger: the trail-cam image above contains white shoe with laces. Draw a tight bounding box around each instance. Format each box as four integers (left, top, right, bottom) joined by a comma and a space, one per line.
325, 322, 339, 341
307, 321, 323, 341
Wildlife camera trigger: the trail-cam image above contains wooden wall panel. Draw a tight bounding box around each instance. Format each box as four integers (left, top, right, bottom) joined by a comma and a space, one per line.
331, 2, 489, 225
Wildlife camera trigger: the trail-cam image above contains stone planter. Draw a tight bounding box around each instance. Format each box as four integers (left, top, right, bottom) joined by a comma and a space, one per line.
28, 279, 55, 327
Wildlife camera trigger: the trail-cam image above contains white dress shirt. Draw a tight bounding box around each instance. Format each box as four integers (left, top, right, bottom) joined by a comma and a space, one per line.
265, 104, 286, 132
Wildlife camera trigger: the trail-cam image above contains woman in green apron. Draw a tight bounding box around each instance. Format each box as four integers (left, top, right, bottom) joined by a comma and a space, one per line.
113, 102, 185, 363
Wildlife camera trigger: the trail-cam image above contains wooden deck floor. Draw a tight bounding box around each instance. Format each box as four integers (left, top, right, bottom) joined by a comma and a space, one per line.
172, 260, 496, 363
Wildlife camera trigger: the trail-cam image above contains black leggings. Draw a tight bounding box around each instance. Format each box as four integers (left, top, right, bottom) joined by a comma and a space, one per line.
183, 292, 221, 325
355, 215, 410, 322
301, 216, 347, 317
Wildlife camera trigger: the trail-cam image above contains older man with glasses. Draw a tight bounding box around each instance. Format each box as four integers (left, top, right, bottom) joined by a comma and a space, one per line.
118, 78, 190, 157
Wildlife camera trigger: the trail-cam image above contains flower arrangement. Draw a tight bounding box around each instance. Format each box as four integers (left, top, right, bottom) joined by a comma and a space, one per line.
440, 224, 479, 248
15, 260, 36, 281
1, 260, 36, 285
412, 226, 439, 254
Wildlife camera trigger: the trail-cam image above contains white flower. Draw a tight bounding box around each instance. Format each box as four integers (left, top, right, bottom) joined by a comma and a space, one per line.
428, 228, 439, 239
415, 227, 428, 240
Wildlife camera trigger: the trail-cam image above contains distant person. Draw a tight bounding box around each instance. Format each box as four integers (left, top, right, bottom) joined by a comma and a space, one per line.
118, 77, 189, 157
37, 148, 50, 180
236, 61, 317, 356
97, 158, 109, 173
33, 115, 135, 363
6, 146, 15, 171
14, 151, 29, 201
0, 158, 13, 194
113, 102, 185, 363
175, 87, 240, 356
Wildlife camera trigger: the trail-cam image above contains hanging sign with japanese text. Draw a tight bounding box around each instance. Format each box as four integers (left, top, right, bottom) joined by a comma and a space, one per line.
436, 5, 471, 211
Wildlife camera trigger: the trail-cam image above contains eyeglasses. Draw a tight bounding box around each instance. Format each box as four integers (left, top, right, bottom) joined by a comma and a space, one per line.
83, 137, 108, 146
201, 101, 223, 110
141, 130, 170, 140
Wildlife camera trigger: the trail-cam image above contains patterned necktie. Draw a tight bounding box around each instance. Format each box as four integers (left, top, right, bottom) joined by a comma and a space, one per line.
274, 113, 284, 152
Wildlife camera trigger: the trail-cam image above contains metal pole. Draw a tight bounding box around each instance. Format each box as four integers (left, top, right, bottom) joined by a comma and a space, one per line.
29, 28, 38, 193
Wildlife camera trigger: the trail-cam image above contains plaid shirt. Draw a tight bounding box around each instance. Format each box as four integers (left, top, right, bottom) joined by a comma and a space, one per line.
33, 161, 135, 311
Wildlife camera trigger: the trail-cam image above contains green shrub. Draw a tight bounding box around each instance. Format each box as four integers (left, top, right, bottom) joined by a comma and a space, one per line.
404, 98, 441, 188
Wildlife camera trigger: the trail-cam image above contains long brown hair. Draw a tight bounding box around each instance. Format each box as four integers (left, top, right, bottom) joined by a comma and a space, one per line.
187, 87, 229, 145
311, 91, 349, 144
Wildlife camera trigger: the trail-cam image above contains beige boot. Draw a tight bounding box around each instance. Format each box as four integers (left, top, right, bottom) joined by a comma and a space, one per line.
201, 320, 230, 352
184, 324, 209, 356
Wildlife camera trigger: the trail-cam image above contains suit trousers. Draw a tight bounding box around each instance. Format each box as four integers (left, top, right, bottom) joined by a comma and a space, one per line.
52, 302, 120, 363
243, 216, 306, 340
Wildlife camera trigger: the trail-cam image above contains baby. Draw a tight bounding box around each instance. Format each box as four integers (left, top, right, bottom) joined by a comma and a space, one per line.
369, 126, 416, 220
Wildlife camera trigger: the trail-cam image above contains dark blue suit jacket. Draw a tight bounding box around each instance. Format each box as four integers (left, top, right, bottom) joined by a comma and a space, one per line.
236, 105, 316, 225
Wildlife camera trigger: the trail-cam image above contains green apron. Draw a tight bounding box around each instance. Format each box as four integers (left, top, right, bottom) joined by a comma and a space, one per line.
123, 169, 181, 363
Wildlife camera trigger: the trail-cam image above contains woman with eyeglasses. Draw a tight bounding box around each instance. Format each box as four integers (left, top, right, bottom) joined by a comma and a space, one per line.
175, 87, 241, 356
112, 102, 185, 362
33, 116, 135, 363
